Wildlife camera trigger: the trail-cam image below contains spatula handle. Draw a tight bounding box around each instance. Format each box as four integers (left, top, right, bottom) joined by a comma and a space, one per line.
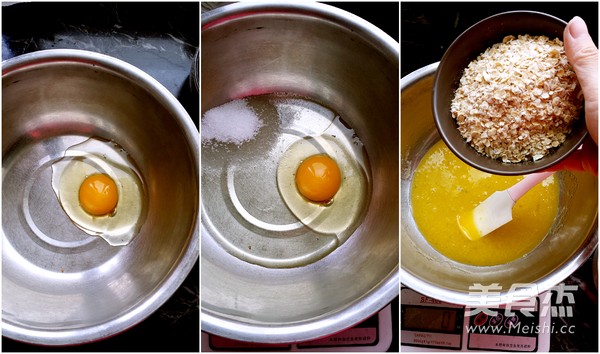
507, 171, 555, 202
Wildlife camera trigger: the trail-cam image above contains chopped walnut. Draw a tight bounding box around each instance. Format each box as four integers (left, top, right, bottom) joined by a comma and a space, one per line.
451, 34, 583, 163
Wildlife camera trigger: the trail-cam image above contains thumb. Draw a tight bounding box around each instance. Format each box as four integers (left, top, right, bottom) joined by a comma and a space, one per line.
564, 16, 599, 144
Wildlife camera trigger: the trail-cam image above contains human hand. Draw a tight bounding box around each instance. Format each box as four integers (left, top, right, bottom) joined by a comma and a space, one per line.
549, 16, 598, 175
565, 16, 598, 144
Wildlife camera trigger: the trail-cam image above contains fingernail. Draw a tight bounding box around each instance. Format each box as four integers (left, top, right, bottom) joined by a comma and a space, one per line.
568, 16, 588, 38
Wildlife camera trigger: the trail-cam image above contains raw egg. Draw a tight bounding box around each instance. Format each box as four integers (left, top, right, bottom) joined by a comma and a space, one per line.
295, 154, 341, 203
277, 134, 368, 236
51, 137, 146, 246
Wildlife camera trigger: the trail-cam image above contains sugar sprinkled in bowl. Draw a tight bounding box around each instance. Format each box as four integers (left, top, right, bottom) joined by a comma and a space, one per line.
201, 99, 264, 145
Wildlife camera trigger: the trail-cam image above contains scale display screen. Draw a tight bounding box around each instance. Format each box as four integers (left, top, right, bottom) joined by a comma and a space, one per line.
401, 287, 550, 352
402, 306, 462, 333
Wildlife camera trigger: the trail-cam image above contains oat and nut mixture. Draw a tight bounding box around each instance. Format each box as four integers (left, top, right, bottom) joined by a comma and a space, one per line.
450, 34, 583, 163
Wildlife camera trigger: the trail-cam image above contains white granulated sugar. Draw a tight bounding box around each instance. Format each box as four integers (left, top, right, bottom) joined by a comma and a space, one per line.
276, 98, 335, 132
201, 99, 263, 145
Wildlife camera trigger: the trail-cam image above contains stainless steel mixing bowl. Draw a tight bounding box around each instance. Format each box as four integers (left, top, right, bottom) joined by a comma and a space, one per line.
2, 49, 199, 345
201, 2, 398, 343
402, 63, 598, 304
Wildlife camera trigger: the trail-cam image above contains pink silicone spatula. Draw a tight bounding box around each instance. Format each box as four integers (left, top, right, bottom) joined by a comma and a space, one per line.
457, 171, 555, 241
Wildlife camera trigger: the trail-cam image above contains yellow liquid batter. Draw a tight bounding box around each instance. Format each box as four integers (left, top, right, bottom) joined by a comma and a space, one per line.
410, 140, 559, 266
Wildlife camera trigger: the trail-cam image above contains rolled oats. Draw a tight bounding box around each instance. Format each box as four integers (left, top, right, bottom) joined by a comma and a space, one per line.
451, 34, 583, 163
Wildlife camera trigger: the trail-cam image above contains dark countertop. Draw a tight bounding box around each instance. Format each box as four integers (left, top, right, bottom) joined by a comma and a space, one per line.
402, 2, 598, 352
2, 2, 199, 352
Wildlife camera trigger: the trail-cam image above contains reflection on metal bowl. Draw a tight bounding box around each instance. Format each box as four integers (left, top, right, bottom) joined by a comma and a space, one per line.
2, 49, 199, 345
401, 62, 598, 304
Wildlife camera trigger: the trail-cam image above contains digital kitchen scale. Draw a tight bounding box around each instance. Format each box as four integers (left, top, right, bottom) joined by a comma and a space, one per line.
401, 287, 551, 352
201, 303, 393, 352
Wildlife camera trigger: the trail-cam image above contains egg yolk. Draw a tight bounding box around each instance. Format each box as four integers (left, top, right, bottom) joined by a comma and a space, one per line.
295, 154, 341, 203
79, 173, 118, 216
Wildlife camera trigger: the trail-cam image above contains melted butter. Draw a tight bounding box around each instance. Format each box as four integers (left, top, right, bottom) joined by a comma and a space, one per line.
410, 140, 559, 266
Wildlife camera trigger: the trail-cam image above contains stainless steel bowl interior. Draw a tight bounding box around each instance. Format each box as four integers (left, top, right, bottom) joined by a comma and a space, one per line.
402, 63, 598, 304
201, 2, 398, 343
2, 49, 199, 345
433, 11, 588, 175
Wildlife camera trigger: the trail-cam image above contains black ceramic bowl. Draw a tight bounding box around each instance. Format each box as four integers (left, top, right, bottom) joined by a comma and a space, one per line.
433, 10, 587, 175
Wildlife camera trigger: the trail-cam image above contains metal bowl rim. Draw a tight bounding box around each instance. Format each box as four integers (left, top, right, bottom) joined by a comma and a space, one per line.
201, 264, 398, 343
201, 1, 399, 59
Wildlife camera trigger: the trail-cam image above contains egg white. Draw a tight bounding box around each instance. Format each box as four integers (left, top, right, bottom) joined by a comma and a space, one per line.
276, 135, 368, 237
51, 137, 145, 246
